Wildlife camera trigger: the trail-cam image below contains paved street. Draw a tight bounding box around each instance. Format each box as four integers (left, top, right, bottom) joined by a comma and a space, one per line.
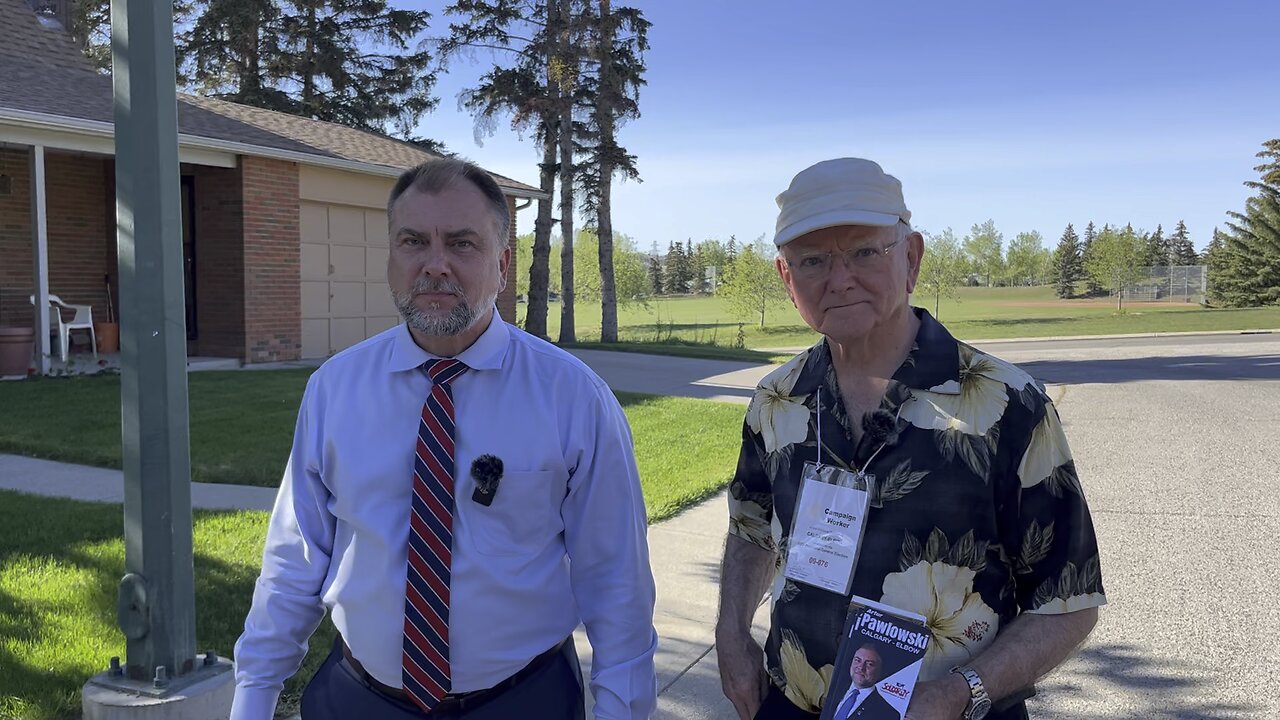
1001, 335, 1280, 719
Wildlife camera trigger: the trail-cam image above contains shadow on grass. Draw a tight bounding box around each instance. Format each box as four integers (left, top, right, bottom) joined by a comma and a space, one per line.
0, 492, 331, 720
752, 324, 817, 338
952, 316, 1091, 329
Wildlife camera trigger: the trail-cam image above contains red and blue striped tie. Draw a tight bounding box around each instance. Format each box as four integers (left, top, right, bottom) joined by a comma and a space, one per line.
402, 358, 469, 713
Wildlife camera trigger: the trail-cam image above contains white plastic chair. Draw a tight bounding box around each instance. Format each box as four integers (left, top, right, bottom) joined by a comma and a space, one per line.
29, 294, 97, 363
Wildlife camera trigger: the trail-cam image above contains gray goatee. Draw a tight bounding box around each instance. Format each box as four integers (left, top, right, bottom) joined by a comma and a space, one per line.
393, 278, 495, 336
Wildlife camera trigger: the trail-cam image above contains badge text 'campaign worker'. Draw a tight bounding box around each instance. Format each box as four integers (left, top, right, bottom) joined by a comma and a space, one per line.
783, 463, 871, 595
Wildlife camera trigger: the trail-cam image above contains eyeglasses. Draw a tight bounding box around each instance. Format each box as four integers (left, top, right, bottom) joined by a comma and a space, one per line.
784, 235, 906, 280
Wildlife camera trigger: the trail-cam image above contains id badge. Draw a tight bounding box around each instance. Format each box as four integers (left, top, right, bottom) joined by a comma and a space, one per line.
782, 462, 873, 595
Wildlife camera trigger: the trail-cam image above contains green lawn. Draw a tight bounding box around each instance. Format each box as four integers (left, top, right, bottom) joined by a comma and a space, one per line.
521, 287, 1280, 349
0, 492, 328, 720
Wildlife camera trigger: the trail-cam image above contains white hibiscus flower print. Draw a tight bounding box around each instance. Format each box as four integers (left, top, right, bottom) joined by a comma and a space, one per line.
778, 629, 834, 712
1017, 405, 1074, 488
881, 560, 1001, 680
748, 351, 811, 454
899, 346, 1033, 437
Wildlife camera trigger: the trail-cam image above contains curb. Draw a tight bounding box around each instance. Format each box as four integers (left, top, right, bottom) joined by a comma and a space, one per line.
964, 328, 1278, 345
755, 328, 1279, 354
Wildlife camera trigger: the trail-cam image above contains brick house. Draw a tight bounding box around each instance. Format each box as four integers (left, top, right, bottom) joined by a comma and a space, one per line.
0, 0, 542, 370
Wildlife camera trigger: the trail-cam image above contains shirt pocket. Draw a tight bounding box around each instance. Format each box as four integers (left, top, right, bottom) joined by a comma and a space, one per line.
466, 469, 563, 557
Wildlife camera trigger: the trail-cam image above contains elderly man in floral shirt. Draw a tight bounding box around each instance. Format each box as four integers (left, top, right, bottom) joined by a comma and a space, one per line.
715, 159, 1105, 720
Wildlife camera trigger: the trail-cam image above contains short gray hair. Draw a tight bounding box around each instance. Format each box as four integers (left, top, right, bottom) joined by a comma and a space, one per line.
387, 157, 511, 246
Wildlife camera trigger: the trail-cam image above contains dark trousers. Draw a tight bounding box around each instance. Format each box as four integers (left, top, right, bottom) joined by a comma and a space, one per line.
753, 685, 818, 720
301, 637, 585, 720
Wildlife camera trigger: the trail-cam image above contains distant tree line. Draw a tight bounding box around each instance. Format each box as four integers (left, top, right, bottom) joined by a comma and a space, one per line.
1052, 219, 1199, 301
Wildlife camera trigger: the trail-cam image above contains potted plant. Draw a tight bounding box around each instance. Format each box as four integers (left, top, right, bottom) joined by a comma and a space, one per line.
0, 285, 35, 377
95, 273, 120, 354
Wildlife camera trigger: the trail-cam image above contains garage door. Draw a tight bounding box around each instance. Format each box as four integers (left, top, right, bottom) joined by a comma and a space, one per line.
300, 201, 398, 359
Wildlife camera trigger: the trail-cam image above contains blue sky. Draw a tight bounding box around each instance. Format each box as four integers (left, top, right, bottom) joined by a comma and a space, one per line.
410, 1, 1279, 252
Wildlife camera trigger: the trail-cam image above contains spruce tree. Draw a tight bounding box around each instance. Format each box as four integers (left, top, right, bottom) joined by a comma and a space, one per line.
272, 0, 434, 136
1054, 223, 1083, 298
1080, 222, 1104, 296
1168, 220, 1198, 266
1142, 224, 1166, 267
1203, 228, 1228, 306
1217, 139, 1280, 306
181, 0, 290, 109
664, 242, 687, 294
647, 252, 664, 296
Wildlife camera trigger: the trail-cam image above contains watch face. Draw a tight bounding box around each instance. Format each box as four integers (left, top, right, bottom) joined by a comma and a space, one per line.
972, 697, 993, 719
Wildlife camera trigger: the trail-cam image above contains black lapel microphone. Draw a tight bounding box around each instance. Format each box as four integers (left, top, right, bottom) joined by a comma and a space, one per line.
861, 409, 901, 447
470, 454, 504, 507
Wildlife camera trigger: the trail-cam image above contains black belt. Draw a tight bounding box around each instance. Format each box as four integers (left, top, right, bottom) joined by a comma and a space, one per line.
341, 635, 570, 714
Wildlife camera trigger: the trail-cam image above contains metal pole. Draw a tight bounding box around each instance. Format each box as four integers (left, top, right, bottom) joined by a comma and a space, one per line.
31, 145, 50, 373
110, 0, 197, 682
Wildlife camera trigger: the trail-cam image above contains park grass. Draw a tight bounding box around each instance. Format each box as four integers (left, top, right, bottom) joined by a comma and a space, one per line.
520, 286, 1280, 349
0, 389, 743, 718
0, 491, 331, 720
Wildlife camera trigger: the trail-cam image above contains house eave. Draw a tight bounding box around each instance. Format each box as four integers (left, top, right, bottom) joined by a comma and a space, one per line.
0, 106, 549, 201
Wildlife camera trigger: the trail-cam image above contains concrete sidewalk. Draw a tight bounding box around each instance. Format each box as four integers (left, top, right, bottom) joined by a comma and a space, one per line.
0, 454, 279, 510
566, 348, 769, 406
0, 453, 763, 717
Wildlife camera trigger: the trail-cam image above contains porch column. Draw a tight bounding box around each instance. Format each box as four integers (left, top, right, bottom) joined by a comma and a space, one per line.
31, 145, 50, 374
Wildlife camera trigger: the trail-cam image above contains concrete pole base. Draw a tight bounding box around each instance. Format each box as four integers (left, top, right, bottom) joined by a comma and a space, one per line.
82, 658, 234, 720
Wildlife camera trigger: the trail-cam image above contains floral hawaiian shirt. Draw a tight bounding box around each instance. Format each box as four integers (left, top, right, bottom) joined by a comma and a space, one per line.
728, 308, 1106, 718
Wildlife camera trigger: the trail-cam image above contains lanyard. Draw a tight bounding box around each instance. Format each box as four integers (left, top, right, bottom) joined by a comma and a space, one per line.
815, 385, 902, 483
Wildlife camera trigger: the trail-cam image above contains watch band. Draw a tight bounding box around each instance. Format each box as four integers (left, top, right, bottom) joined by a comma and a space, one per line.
950, 665, 991, 720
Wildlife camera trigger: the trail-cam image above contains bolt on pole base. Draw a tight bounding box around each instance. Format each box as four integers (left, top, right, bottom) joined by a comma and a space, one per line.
83, 656, 233, 719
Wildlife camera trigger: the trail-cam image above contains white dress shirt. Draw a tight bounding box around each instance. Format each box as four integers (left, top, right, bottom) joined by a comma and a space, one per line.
231, 317, 658, 719
834, 686, 871, 719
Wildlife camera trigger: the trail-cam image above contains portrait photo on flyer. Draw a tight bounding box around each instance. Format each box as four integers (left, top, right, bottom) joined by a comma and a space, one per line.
820, 596, 930, 720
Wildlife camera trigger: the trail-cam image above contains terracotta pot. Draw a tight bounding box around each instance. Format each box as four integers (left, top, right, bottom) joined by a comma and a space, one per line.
95, 321, 120, 353
0, 326, 34, 376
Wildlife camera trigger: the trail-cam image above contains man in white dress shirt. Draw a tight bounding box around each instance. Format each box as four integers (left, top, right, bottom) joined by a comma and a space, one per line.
230, 157, 658, 719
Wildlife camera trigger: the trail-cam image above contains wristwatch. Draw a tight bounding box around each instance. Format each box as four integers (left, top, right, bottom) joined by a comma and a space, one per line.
950, 665, 991, 720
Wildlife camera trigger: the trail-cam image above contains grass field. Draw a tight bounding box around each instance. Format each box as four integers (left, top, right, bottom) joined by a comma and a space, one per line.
521, 286, 1280, 349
